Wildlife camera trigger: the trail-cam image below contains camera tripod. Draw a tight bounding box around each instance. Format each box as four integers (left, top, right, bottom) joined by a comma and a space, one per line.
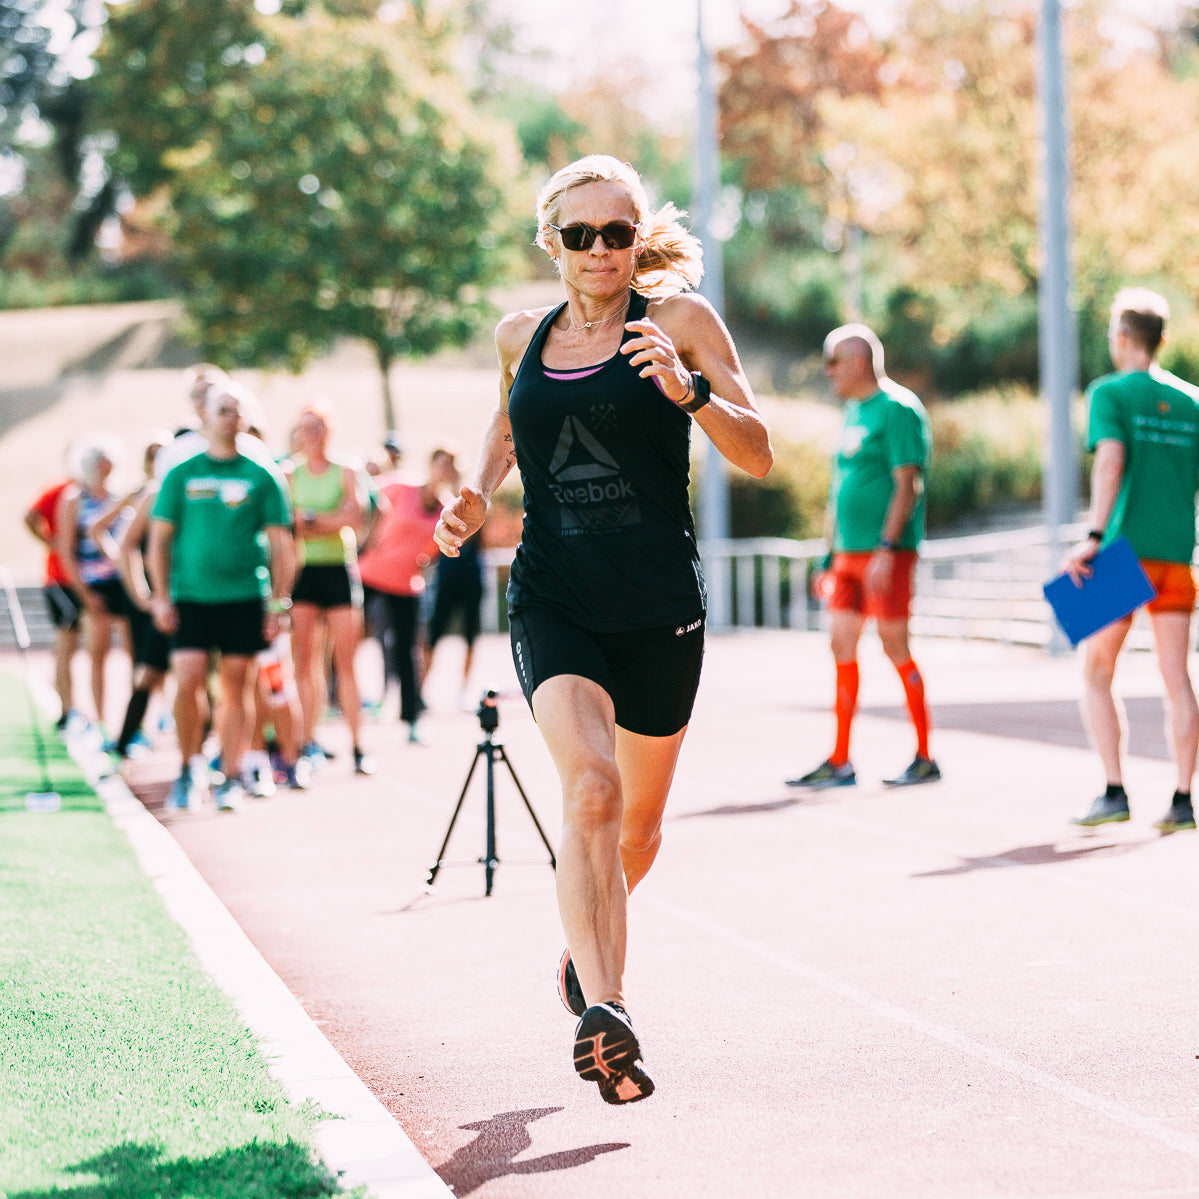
425, 690, 556, 896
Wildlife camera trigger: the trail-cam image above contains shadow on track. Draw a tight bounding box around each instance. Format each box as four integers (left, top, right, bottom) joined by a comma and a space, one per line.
911, 839, 1153, 878
436, 1107, 628, 1197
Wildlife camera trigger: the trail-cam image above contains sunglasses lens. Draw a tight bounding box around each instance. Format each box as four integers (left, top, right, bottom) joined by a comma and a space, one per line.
602, 222, 637, 248
557, 222, 637, 251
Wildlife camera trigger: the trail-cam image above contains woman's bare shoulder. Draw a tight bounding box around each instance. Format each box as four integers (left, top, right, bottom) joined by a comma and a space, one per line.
496, 305, 558, 365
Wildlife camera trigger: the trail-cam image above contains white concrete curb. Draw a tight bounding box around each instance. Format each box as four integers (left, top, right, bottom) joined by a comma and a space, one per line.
64, 727, 452, 1199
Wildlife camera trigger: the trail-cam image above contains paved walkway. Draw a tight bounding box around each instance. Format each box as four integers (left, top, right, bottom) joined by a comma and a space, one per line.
40, 631, 1199, 1197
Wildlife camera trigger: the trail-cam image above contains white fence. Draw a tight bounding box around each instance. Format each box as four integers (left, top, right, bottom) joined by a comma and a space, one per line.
479, 524, 1091, 647
0, 524, 1134, 652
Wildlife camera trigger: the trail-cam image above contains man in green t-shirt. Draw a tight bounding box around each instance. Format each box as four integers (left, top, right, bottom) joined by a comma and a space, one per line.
1063, 288, 1199, 833
787, 324, 939, 791
148, 381, 295, 812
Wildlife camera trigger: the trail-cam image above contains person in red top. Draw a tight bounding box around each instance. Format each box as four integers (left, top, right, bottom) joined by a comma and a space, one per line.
358, 447, 459, 742
24, 474, 82, 728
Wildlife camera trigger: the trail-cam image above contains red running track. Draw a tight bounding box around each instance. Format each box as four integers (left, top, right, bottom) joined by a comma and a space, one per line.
92, 631, 1199, 1197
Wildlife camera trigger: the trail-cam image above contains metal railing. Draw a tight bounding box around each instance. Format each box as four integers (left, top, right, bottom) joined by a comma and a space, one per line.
479, 524, 1090, 646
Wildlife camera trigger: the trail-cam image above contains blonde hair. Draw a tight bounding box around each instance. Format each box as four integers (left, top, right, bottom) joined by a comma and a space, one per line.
535, 155, 703, 299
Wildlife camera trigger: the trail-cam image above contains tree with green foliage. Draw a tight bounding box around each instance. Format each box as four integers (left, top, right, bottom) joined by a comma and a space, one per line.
91, 1, 521, 431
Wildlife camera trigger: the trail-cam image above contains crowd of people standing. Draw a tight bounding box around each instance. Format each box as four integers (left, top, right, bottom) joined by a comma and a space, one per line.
23, 366, 483, 811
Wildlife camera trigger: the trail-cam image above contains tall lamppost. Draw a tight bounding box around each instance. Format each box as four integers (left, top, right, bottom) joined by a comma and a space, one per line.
694, 0, 732, 627
1038, 0, 1080, 650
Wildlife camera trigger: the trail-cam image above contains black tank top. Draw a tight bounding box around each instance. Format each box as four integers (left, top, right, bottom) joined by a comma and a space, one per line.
506, 290, 706, 632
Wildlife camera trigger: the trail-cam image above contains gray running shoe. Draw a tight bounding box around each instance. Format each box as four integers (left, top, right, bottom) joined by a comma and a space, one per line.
1071, 794, 1130, 827
883, 756, 942, 787
1153, 799, 1196, 833
785, 759, 856, 789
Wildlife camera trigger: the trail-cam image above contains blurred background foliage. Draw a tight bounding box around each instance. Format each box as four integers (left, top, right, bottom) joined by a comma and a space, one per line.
5, 0, 1199, 531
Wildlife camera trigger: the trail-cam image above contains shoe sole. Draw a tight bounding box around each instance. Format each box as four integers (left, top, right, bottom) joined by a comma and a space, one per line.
557, 950, 587, 1018
573, 1007, 654, 1105
883, 774, 941, 787
1070, 811, 1130, 827
785, 775, 856, 790
1154, 820, 1196, 832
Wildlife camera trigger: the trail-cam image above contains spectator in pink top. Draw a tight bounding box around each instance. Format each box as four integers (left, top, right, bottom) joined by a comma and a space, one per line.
358, 446, 460, 741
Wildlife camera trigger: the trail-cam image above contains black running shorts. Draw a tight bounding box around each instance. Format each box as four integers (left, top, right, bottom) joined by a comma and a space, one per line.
174, 598, 266, 657
44, 583, 81, 631
128, 604, 172, 672
508, 605, 705, 738
87, 576, 131, 618
292, 563, 356, 610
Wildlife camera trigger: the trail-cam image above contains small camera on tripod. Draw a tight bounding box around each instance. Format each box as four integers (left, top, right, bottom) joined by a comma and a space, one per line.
475, 687, 500, 734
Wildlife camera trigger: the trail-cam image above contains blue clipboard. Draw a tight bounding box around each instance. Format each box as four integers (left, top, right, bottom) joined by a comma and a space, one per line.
1043, 536, 1157, 646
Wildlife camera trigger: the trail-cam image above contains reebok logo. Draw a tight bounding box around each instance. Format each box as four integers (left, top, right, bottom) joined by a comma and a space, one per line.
549, 416, 621, 482
548, 414, 641, 532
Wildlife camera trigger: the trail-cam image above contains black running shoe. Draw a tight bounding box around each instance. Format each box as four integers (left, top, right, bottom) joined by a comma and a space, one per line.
1153, 800, 1196, 833
573, 1002, 654, 1105
785, 759, 856, 789
883, 755, 942, 787
1070, 794, 1130, 826
557, 949, 587, 1018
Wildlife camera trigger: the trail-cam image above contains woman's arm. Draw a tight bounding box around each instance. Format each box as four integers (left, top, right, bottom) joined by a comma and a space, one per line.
116, 488, 156, 610
434, 310, 537, 557
628, 293, 774, 479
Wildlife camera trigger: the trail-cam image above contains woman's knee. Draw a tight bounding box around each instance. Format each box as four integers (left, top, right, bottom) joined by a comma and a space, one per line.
563, 762, 622, 830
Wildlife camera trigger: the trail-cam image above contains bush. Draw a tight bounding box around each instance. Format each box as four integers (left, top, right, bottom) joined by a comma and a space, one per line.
0, 262, 177, 310
691, 386, 1048, 541
924, 387, 1044, 526
723, 227, 844, 353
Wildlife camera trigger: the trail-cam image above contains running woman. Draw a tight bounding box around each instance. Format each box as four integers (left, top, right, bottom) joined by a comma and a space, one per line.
434, 154, 772, 1104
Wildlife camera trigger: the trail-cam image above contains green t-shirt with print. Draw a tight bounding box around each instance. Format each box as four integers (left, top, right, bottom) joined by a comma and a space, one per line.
831, 380, 931, 552
153, 451, 293, 603
1087, 368, 1199, 564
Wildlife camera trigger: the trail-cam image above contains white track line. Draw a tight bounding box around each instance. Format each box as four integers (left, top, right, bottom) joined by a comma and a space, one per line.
642, 893, 1199, 1160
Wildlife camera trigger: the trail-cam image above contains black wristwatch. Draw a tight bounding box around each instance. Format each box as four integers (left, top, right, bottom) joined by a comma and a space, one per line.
678, 371, 712, 415
878, 538, 897, 551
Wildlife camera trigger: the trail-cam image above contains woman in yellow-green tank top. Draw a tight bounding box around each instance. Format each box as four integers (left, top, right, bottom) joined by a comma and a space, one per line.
289, 404, 374, 776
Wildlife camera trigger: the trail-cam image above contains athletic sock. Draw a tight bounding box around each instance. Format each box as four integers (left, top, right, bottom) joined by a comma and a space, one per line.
894, 658, 931, 760
831, 661, 859, 767
1172, 790, 1191, 805
115, 686, 151, 754
1105, 783, 1127, 800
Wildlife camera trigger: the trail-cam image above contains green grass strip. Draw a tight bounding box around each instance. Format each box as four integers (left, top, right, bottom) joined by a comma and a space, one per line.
0, 670, 354, 1197
0, 669, 98, 813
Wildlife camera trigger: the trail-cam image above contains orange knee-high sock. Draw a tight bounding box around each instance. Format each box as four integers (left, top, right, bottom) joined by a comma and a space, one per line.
831, 661, 859, 766
895, 658, 931, 759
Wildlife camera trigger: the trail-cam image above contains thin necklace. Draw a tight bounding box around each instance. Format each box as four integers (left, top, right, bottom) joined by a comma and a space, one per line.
567, 302, 629, 332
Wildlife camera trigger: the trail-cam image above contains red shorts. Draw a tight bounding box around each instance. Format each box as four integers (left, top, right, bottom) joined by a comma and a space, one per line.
826, 551, 917, 620
1141, 559, 1197, 614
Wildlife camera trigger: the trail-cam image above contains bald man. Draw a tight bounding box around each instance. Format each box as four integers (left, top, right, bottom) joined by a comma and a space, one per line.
788, 324, 939, 790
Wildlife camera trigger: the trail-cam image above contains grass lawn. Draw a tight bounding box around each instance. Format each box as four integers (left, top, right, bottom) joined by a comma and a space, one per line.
0, 669, 355, 1198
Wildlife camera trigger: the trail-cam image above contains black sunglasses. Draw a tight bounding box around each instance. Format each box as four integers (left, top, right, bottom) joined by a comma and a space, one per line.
549, 221, 639, 251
